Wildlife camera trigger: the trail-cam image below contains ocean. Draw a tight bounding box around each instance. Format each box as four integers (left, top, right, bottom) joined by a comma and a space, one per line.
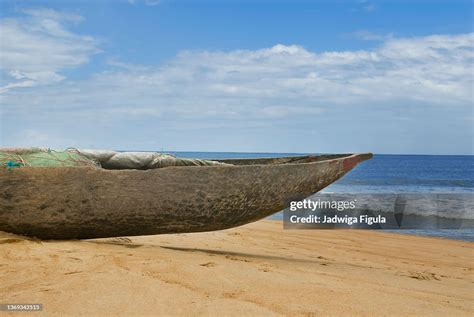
169, 152, 474, 242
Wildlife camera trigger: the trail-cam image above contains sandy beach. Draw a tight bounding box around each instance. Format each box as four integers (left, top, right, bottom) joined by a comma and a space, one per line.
1, 220, 473, 316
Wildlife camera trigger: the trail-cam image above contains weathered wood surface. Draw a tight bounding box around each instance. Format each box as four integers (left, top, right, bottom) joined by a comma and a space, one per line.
0, 153, 372, 239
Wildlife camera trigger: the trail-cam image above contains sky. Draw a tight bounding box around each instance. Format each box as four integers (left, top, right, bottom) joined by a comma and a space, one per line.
0, 0, 473, 154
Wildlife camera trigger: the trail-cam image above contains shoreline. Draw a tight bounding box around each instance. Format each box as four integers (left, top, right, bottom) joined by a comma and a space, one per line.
1, 220, 473, 316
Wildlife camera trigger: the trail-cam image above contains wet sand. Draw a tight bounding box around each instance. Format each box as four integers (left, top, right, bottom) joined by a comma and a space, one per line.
1, 220, 473, 316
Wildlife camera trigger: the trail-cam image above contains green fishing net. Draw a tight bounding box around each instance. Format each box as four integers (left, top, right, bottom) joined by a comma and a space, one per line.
0, 148, 100, 169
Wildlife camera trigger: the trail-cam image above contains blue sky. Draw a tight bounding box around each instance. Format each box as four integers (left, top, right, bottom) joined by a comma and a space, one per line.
1, 0, 473, 154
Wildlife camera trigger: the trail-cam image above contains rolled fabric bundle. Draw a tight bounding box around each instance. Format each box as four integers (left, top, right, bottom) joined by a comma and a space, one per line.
75, 149, 230, 170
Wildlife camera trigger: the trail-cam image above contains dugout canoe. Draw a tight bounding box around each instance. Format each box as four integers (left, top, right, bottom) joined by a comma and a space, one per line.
0, 153, 372, 239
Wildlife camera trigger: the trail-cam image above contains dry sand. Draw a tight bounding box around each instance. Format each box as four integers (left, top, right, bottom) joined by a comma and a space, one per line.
1, 220, 473, 316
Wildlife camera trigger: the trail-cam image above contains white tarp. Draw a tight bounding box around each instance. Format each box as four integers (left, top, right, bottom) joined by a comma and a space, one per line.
76, 149, 230, 170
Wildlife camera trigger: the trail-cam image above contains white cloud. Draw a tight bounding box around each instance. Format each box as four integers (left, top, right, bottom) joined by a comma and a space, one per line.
100, 33, 473, 109
0, 71, 64, 93
21, 8, 84, 23
2, 33, 473, 116
0, 9, 99, 93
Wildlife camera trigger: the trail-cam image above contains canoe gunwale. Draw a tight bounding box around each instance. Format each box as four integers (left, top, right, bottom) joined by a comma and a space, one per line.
216, 153, 372, 167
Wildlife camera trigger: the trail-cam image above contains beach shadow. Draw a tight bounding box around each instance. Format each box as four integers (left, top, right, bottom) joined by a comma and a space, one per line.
87, 238, 144, 248
0, 231, 42, 244
160, 246, 321, 264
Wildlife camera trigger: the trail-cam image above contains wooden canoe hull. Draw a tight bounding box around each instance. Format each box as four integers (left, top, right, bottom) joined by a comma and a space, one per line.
0, 153, 372, 239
